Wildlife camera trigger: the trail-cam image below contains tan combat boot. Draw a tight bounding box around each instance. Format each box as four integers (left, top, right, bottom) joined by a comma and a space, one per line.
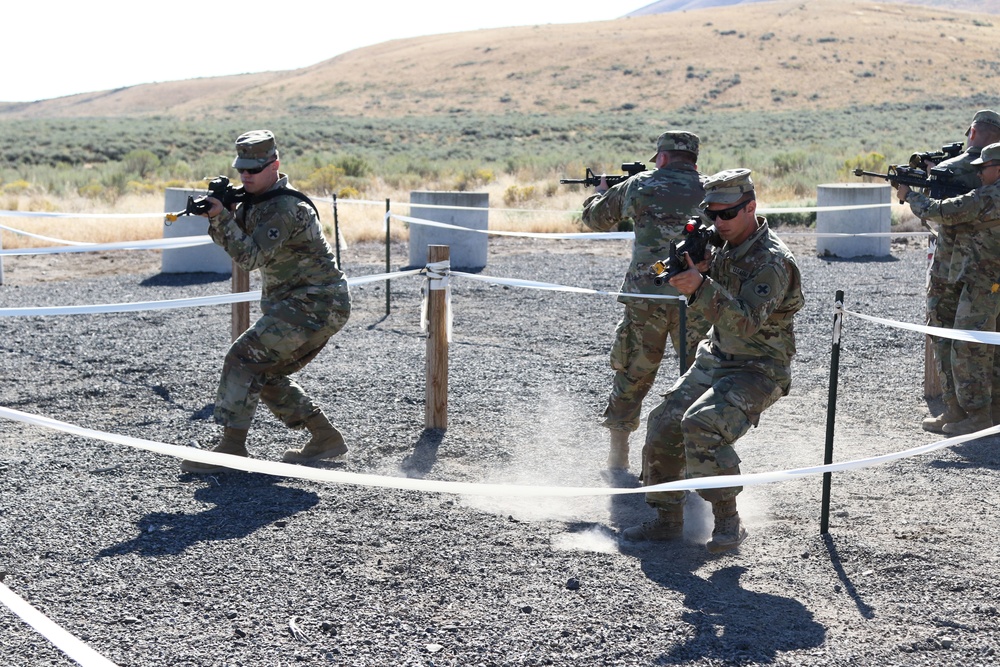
607, 430, 630, 470
942, 406, 993, 436
179, 427, 250, 474
921, 400, 966, 435
622, 505, 684, 541
282, 411, 348, 464
706, 498, 747, 554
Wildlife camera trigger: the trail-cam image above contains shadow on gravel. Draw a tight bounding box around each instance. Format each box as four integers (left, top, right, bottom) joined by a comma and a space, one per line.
95, 474, 319, 558
622, 541, 826, 663
401, 428, 444, 477
822, 534, 875, 620
139, 272, 230, 287
931, 435, 1000, 469
817, 255, 901, 264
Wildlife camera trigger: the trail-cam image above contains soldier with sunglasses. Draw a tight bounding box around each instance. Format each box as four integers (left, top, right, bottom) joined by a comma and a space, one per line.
899, 141, 1000, 437
179, 130, 352, 474
623, 168, 804, 554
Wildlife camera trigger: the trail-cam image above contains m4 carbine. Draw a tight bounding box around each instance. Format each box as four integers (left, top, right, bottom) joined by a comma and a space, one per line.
560, 161, 647, 187
650, 218, 723, 287
852, 165, 971, 203
165, 175, 248, 223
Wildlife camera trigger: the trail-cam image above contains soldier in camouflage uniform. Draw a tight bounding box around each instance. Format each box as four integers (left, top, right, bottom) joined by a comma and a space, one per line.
180, 130, 352, 474
920, 110, 1000, 434
899, 141, 1000, 436
581, 131, 711, 471
623, 169, 804, 554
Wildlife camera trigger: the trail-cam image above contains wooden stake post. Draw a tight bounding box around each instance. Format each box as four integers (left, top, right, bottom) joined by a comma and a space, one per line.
231, 263, 250, 342
425, 245, 450, 429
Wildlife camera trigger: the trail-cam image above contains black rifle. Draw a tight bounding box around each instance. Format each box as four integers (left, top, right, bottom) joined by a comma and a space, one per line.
908, 141, 964, 169
560, 161, 646, 187
165, 175, 248, 223
852, 165, 971, 203
650, 219, 723, 286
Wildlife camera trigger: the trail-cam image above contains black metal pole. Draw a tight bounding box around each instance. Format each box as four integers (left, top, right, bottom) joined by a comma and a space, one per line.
679, 298, 688, 372
332, 193, 341, 270
385, 198, 391, 316
820, 289, 845, 535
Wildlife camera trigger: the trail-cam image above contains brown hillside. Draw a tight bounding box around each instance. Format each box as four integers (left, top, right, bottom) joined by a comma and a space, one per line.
3, 0, 999, 120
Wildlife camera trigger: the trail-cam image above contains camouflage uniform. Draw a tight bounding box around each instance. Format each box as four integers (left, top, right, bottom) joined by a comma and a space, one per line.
925, 146, 982, 415
582, 132, 711, 433
642, 214, 804, 508
906, 174, 1000, 416
208, 174, 350, 431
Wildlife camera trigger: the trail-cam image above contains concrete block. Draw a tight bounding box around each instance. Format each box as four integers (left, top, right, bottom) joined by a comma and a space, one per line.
407, 191, 488, 270
161, 188, 233, 274
815, 183, 892, 258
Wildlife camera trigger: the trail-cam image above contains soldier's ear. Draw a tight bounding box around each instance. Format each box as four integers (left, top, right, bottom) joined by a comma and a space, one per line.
745, 199, 757, 215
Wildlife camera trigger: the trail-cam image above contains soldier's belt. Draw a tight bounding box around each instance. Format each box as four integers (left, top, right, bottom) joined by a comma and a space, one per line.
710, 345, 761, 362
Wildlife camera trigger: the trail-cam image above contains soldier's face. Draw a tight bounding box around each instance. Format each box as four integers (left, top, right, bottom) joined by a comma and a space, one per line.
978, 163, 1000, 186
239, 159, 280, 194
707, 198, 757, 246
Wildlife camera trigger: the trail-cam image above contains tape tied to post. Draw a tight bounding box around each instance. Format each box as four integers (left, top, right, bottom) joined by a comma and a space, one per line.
426, 260, 450, 291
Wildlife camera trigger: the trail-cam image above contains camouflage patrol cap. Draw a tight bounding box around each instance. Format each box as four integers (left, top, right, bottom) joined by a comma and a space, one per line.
232, 129, 278, 169
650, 131, 700, 161
968, 109, 1000, 136
970, 142, 1000, 166
701, 168, 755, 205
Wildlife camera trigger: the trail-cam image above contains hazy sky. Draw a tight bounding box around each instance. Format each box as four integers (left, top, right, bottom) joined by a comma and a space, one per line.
3, 0, 654, 102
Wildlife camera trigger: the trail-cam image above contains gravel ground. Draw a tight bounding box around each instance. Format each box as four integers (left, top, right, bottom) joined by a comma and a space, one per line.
1, 232, 998, 667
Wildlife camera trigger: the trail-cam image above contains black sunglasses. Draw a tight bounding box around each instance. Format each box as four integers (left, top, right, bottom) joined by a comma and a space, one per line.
237, 159, 275, 175
704, 199, 750, 221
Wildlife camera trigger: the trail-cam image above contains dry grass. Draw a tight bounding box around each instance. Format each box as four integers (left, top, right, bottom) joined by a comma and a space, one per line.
0, 177, 590, 250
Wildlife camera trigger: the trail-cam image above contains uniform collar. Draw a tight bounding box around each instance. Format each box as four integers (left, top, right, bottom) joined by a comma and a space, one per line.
727, 216, 768, 261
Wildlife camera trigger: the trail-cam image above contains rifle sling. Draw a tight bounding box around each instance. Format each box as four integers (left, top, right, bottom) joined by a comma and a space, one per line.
245, 187, 321, 218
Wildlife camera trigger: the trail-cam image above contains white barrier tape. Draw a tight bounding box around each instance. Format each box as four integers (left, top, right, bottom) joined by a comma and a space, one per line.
451, 271, 683, 301
422, 261, 453, 342
0, 291, 260, 317
391, 213, 633, 240
0, 235, 213, 256
844, 308, 1000, 345
393, 212, 928, 241
0, 270, 423, 317
0, 209, 163, 220
757, 203, 891, 214
0, 405, 995, 496
321, 198, 895, 216
316, 197, 578, 216
426, 260, 450, 291
779, 231, 931, 238
0, 581, 120, 667
0, 223, 96, 246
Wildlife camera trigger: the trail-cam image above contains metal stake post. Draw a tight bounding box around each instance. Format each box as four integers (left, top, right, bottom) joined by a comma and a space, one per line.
332, 193, 341, 270
820, 289, 845, 534
385, 198, 391, 316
